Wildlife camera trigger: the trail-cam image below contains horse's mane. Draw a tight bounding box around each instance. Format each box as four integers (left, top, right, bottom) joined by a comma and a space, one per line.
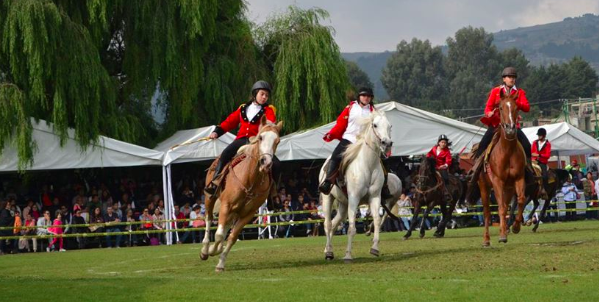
237, 120, 280, 155
422, 156, 437, 175
340, 111, 382, 168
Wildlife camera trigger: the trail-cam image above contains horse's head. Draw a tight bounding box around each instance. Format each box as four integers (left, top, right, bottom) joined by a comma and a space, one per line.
416, 156, 437, 190
498, 90, 519, 138
254, 115, 283, 172
370, 110, 393, 157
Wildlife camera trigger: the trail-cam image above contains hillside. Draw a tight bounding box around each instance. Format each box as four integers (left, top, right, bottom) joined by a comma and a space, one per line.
344, 13, 599, 101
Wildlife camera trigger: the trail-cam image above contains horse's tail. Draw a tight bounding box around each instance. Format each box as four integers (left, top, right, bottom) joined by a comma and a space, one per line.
465, 178, 481, 206
457, 179, 468, 208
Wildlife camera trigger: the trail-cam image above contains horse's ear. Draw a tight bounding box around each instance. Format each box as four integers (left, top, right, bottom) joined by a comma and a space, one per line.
260, 115, 267, 126
276, 121, 283, 131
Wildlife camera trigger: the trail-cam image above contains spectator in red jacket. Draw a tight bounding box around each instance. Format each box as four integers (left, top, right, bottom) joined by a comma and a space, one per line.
318, 87, 392, 199
475, 67, 531, 162
427, 135, 453, 200
532, 127, 551, 186
205, 81, 280, 199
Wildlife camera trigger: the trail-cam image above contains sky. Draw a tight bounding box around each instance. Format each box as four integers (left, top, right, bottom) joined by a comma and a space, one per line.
246, 0, 599, 52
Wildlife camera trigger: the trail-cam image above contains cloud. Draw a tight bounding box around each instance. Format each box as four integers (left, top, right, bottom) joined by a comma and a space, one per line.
246, 0, 599, 52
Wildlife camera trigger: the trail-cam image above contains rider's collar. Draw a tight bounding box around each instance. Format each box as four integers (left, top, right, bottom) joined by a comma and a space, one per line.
356, 100, 372, 108
501, 84, 518, 92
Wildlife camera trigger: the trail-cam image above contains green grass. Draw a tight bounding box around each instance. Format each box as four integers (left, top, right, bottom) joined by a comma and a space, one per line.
2, 221, 599, 302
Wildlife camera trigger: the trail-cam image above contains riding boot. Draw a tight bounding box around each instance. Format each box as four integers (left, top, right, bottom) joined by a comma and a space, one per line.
524, 159, 534, 184
319, 159, 340, 195
204, 160, 225, 195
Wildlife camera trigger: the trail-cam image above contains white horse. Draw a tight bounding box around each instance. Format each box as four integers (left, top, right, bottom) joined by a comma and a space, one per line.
320, 110, 393, 262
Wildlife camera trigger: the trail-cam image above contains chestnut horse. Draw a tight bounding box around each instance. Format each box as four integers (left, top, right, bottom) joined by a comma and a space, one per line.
477, 91, 527, 246
200, 115, 282, 272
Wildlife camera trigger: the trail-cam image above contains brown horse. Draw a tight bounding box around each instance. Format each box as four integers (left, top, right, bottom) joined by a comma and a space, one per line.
200, 115, 282, 272
476, 91, 527, 246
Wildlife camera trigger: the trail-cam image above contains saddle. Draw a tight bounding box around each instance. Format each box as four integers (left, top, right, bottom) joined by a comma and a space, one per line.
323, 157, 388, 197
205, 153, 248, 200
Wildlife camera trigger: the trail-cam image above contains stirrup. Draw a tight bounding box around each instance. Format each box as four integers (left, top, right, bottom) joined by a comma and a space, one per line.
319, 181, 333, 195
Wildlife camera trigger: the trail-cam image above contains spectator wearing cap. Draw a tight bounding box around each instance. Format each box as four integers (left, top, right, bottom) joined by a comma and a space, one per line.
561, 177, 579, 221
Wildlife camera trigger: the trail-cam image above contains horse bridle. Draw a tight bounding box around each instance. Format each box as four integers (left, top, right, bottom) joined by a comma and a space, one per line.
368, 119, 391, 159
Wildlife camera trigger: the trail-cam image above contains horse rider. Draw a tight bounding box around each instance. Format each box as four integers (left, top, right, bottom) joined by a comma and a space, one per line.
531, 127, 551, 196
471, 67, 532, 180
318, 87, 393, 199
204, 80, 281, 201
426, 134, 454, 201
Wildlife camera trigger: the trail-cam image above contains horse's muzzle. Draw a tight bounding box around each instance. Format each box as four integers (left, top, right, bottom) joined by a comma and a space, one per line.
502, 123, 516, 136
259, 156, 272, 172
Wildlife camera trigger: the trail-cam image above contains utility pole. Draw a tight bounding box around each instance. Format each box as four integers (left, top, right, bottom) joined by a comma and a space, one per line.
595, 95, 599, 139
563, 99, 570, 124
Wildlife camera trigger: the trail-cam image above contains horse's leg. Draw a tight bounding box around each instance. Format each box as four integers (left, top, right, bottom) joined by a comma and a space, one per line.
419, 206, 431, 238
343, 197, 359, 263
527, 198, 539, 226
534, 196, 550, 232
209, 203, 230, 256
215, 214, 253, 272
511, 178, 527, 235
200, 211, 213, 260
369, 195, 382, 257
323, 193, 337, 260
479, 179, 492, 247
494, 180, 509, 243
434, 202, 448, 238
507, 197, 517, 229
403, 203, 421, 240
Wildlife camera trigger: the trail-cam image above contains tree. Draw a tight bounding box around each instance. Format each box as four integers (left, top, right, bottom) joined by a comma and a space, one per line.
563, 56, 598, 98
0, 0, 260, 169
256, 6, 350, 131
381, 38, 445, 109
445, 27, 501, 110
345, 60, 373, 94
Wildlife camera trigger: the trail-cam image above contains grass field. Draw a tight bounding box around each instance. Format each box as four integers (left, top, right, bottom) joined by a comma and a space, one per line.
2, 221, 599, 302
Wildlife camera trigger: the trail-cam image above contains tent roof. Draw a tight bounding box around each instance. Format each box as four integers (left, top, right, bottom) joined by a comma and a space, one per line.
0, 119, 164, 172
276, 101, 485, 160
155, 126, 236, 165
522, 122, 599, 156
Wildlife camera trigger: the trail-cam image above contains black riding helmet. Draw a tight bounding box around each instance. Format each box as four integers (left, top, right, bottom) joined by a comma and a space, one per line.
502, 67, 518, 78
357, 87, 374, 97
251, 80, 272, 98
438, 134, 449, 143
537, 128, 547, 136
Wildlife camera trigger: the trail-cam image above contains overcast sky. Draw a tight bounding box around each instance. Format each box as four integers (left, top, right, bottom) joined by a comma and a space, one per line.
247, 0, 599, 52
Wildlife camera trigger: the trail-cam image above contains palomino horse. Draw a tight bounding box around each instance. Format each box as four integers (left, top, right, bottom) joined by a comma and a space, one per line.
200, 115, 282, 272
321, 110, 393, 262
404, 156, 465, 240
508, 168, 570, 232
476, 91, 527, 246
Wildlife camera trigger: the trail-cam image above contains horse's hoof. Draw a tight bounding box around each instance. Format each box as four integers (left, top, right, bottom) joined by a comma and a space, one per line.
402, 236, 410, 241
365, 232, 371, 237
325, 252, 334, 260
200, 253, 209, 261
343, 258, 353, 264
498, 237, 508, 243
532, 226, 539, 233
512, 226, 521, 234
370, 248, 380, 257
419, 234, 425, 239
482, 241, 491, 247
433, 232, 442, 238
215, 267, 225, 273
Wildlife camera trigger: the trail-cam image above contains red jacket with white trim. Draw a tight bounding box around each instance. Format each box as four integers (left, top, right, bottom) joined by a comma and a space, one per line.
214, 102, 276, 139
324, 101, 374, 142
531, 139, 551, 164
482, 85, 530, 128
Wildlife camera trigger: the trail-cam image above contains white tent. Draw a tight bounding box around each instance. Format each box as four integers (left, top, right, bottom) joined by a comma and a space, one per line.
154, 126, 236, 166
276, 101, 485, 160
522, 122, 599, 156
0, 119, 163, 172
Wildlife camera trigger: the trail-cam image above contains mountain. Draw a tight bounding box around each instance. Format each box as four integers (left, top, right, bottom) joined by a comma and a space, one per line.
344, 13, 599, 101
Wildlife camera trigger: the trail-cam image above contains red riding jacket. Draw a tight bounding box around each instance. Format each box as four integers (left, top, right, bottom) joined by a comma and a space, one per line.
481, 85, 530, 128
324, 101, 374, 142
214, 101, 276, 139
531, 139, 551, 164
426, 146, 452, 169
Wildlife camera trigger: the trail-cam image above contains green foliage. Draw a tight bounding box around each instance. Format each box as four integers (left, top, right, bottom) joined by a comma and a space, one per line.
345, 60, 372, 94
563, 56, 599, 98
256, 6, 350, 131
0, 83, 34, 170
381, 38, 445, 109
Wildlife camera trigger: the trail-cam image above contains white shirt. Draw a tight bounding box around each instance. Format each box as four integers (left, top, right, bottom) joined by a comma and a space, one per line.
594, 179, 599, 199
246, 102, 262, 121
342, 102, 372, 143
537, 140, 547, 150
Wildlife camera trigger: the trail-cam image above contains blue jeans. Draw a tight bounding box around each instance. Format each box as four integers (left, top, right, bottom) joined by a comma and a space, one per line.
106, 228, 122, 247
400, 217, 411, 230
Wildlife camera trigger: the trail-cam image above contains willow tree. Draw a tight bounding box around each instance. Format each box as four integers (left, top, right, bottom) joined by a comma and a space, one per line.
0, 0, 260, 169
256, 7, 350, 132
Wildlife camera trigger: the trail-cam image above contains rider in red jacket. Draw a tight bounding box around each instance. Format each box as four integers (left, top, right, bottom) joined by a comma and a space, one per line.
427, 134, 453, 199
531, 127, 551, 187
475, 67, 532, 164
319, 87, 392, 199
204, 81, 280, 198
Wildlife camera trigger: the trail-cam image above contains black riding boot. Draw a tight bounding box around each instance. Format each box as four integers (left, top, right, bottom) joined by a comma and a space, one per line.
319, 159, 340, 195
204, 160, 224, 195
